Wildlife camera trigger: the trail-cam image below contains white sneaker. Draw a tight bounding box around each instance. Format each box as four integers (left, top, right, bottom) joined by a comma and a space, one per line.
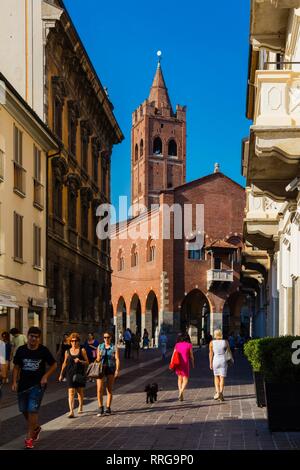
214, 392, 219, 400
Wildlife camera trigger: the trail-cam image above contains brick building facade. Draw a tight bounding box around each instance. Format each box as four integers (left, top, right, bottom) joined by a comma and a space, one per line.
111, 62, 246, 345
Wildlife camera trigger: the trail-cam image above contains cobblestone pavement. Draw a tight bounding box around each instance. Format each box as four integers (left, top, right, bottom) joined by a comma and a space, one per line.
1, 347, 300, 450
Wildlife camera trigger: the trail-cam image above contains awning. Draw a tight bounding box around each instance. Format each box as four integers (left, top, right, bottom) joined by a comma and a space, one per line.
0, 293, 18, 308
0, 301, 19, 308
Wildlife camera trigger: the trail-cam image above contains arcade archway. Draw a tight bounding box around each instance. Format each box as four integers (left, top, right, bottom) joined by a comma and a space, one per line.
130, 294, 142, 335
145, 291, 159, 345
223, 292, 248, 338
116, 296, 127, 336
181, 289, 211, 345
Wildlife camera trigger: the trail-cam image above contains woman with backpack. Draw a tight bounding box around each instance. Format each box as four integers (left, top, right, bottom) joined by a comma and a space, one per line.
59, 332, 88, 418
96, 331, 120, 416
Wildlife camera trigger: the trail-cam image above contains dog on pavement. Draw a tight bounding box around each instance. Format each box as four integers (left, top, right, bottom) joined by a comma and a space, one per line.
145, 383, 158, 404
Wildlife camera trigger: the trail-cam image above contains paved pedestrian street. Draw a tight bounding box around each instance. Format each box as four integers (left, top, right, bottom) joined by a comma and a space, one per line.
1, 348, 300, 451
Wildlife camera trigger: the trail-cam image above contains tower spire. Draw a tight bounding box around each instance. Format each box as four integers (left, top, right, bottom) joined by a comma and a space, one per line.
148, 51, 172, 111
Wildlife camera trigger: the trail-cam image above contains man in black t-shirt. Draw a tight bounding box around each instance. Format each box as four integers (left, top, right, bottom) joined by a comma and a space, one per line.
12, 326, 57, 449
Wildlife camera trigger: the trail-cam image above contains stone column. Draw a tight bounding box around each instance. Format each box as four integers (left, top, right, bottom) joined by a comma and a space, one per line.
144, 312, 151, 339
210, 312, 223, 334
141, 312, 146, 336
286, 286, 293, 334
129, 313, 136, 332
8, 308, 15, 330
22, 307, 29, 336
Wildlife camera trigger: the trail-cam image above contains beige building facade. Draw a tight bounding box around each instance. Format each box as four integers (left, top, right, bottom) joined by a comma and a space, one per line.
243, 0, 300, 337
0, 73, 58, 339
0, 0, 123, 352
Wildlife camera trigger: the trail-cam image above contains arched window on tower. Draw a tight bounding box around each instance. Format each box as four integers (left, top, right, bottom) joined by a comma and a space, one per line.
153, 137, 162, 155
147, 238, 156, 262
168, 139, 177, 157
117, 249, 125, 271
135, 143, 138, 162
140, 139, 144, 157
131, 244, 138, 267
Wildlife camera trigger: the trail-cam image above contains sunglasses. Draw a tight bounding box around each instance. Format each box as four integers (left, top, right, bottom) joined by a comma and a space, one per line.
70, 339, 79, 342
104, 336, 110, 339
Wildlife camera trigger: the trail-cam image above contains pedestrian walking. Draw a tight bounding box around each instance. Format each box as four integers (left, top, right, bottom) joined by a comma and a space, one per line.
9, 328, 27, 358
123, 328, 132, 359
96, 331, 120, 416
159, 331, 168, 360
118, 331, 124, 346
1, 332, 12, 383
131, 331, 141, 360
209, 329, 230, 402
59, 333, 89, 418
142, 328, 150, 349
171, 332, 194, 401
84, 333, 99, 364
11, 326, 57, 449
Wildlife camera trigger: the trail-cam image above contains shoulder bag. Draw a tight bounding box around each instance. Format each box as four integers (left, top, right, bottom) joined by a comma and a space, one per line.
86, 361, 103, 379
169, 348, 181, 370
225, 347, 234, 366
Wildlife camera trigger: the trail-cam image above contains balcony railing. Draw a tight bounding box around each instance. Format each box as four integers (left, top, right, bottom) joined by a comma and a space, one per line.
254, 70, 300, 126
207, 269, 233, 289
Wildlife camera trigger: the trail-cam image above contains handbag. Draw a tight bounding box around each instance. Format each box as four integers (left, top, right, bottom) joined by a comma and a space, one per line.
86, 361, 103, 379
169, 349, 181, 370
225, 348, 234, 366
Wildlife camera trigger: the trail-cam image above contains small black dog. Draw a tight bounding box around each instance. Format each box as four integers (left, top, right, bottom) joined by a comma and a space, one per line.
145, 383, 158, 404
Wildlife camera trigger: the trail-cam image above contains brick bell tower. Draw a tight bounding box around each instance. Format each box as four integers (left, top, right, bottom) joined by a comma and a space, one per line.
131, 56, 186, 216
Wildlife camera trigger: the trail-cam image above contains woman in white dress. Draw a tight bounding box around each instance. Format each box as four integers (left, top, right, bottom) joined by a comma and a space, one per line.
209, 329, 230, 402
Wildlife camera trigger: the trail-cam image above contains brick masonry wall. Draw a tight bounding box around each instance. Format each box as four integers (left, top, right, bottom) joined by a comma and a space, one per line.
112, 172, 246, 338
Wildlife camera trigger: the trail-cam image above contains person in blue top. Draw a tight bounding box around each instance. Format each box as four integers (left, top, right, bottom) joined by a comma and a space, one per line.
84, 333, 99, 364
96, 332, 120, 416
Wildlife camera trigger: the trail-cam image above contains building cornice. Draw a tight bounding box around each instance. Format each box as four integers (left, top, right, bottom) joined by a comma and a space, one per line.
0, 74, 59, 151
53, 2, 124, 144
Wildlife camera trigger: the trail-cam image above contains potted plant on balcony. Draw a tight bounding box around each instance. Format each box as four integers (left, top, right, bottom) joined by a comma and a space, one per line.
260, 336, 300, 432
244, 338, 267, 407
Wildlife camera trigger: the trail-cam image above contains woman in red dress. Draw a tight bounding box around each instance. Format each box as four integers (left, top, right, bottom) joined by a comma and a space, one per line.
172, 332, 195, 401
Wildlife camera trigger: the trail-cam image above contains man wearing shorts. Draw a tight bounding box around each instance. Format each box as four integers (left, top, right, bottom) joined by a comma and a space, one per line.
12, 326, 57, 449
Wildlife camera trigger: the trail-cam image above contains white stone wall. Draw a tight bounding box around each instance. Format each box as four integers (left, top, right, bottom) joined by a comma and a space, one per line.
0, 0, 62, 121
0, 0, 44, 119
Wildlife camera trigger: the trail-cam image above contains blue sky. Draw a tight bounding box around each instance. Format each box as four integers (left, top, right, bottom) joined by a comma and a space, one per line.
64, 0, 251, 211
